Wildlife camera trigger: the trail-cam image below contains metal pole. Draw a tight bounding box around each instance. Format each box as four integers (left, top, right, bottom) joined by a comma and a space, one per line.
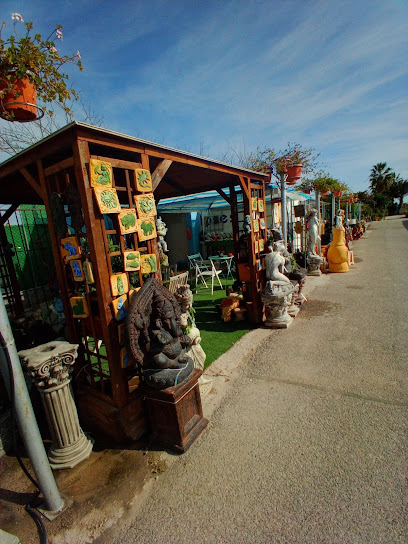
316, 191, 321, 254
0, 296, 65, 514
331, 193, 335, 241
280, 172, 287, 245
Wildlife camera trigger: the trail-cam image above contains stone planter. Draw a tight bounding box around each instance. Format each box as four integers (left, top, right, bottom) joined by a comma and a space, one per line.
261, 282, 296, 328
307, 254, 323, 276
19, 341, 93, 469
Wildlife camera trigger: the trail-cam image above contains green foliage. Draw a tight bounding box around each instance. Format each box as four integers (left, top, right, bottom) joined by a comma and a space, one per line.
0, 13, 82, 119
367, 162, 408, 218
299, 171, 348, 194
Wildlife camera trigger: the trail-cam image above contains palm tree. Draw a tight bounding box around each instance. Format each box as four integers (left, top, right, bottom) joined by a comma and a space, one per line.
388, 173, 408, 211
369, 163, 394, 194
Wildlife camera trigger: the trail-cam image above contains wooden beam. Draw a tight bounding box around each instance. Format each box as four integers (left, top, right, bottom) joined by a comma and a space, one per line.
216, 188, 231, 205
239, 175, 251, 200
90, 155, 142, 171
19, 167, 44, 200
151, 159, 172, 191
0, 204, 18, 226
44, 156, 75, 176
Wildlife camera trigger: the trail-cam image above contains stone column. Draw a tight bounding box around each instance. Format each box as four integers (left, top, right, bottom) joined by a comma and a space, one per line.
19, 341, 93, 469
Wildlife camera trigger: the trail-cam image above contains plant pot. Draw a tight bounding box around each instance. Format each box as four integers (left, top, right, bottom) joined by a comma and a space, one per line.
320, 190, 329, 198
0, 77, 37, 121
285, 163, 303, 184
333, 191, 342, 198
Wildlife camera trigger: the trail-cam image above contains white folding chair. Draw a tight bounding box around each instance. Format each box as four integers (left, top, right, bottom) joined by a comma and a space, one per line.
194, 259, 223, 294
168, 271, 189, 294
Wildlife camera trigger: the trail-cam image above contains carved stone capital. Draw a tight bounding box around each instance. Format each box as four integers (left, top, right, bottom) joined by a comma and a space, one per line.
19, 341, 78, 389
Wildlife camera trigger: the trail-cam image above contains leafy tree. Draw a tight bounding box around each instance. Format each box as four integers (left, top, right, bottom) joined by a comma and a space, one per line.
246, 142, 320, 178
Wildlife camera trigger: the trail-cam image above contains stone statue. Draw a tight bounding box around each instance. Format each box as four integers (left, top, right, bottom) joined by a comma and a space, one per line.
334, 209, 344, 229
265, 242, 291, 286
156, 216, 169, 266
127, 278, 194, 390
307, 208, 320, 256
175, 285, 212, 396
175, 285, 206, 371
243, 215, 251, 234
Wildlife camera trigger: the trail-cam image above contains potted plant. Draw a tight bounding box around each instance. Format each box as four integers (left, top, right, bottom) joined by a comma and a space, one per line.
275, 149, 304, 184
0, 13, 82, 121
299, 173, 341, 197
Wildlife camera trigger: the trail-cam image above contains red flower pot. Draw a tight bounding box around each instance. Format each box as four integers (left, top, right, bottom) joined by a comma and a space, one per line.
285, 163, 303, 184
0, 77, 37, 121
333, 191, 342, 198
320, 190, 329, 198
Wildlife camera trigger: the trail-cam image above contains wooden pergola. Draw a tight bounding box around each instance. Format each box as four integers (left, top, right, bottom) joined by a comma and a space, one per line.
0, 122, 269, 441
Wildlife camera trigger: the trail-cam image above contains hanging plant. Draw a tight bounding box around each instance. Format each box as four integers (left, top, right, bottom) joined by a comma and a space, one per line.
0, 13, 82, 121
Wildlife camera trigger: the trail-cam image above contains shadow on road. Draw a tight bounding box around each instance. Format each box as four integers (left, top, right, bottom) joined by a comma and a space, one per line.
402, 220, 408, 231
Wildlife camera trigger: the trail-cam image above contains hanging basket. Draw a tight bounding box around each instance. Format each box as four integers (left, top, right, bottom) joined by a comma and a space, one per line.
333, 191, 342, 198
285, 163, 303, 184
0, 77, 43, 122
320, 190, 329, 198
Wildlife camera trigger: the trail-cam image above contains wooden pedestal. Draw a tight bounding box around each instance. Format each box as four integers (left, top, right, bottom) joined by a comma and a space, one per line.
142, 369, 208, 453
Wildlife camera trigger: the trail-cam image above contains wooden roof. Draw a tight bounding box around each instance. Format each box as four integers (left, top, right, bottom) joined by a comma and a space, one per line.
0, 122, 268, 205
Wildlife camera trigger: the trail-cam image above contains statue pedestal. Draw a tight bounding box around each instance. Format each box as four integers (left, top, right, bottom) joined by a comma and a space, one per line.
142, 369, 208, 453
19, 341, 93, 469
261, 283, 295, 329
307, 254, 323, 276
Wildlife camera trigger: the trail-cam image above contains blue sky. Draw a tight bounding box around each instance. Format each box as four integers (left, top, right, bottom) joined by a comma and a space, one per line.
1, 0, 407, 193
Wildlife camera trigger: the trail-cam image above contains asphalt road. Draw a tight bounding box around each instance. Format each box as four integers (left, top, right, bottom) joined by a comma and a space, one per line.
100, 217, 408, 544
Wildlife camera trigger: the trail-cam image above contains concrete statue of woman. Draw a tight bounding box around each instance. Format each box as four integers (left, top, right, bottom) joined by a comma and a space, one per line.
307, 209, 320, 256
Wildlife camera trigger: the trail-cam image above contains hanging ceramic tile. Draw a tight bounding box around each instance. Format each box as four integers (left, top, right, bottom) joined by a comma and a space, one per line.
83, 259, 95, 284
124, 250, 141, 271
140, 254, 158, 274
70, 260, 85, 282
112, 294, 128, 321
61, 236, 81, 261
259, 239, 265, 252
89, 159, 113, 188
260, 219, 266, 229
70, 296, 89, 318
110, 273, 129, 297
254, 241, 259, 254
118, 209, 137, 234
251, 197, 258, 211
258, 199, 264, 212
134, 193, 157, 218
93, 187, 121, 214
134, 169, 153, 192
253, 219, 259, 233
137, 217, 157, 241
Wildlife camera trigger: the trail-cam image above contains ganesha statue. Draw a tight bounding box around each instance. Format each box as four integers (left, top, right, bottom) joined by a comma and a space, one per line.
127, 278, 194, 389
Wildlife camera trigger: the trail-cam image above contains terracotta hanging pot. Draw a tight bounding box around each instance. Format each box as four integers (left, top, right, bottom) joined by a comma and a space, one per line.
0, 76, 37, 121
320, 189, 329, 198
333, 191, 342, 198
285, 163, 303, 184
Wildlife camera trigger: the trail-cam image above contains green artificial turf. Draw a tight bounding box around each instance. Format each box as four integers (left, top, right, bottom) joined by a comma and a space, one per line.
191, 278, 254, 369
